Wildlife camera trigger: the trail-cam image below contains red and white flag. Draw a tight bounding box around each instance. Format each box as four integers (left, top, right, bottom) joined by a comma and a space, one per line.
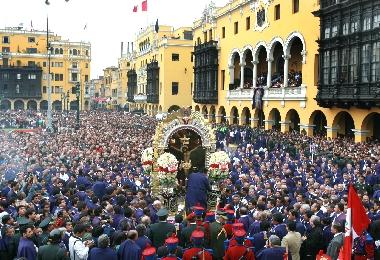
142, 0, 148, 11
342, 185, 371, 259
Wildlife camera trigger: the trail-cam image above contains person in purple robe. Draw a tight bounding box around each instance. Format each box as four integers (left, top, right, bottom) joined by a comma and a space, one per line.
256, 235, 291, 260
88, 234, 117, 260
117, 230, 141, 260
17, 225, 37, 260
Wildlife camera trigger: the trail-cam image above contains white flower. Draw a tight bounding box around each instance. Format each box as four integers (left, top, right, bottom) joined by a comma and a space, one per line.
141, 147, 154, 164
157, 152, 178, 172
209, 151, 230, 165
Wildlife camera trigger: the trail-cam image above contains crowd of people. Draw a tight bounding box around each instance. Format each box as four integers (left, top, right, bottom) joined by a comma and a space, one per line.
271, 71, 302, 88
232, 70, 302, 91
0, 110, 378, 260
0, 111, 45, 129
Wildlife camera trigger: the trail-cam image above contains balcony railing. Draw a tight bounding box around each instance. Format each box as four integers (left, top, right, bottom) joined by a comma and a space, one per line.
134, 94, 147, 103
226, 89, 254, 101
225, 85, 307, 102
263, 85, 307, 101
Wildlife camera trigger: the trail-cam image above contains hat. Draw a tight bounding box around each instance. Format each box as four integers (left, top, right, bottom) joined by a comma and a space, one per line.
225, 210, 235, 220
156, 208, 168, 217
205, 211, 215, 222
165, 234, 179, 245
193, 204, 205, 216
165, 234, 179, 252
234, 229, 247, 238
191, 229, 205, 246
142, 246, 156, 260
49, 229, 62, 242
232, 222, 244, 231
39, 217, 53, 229
186, 213, 196, 221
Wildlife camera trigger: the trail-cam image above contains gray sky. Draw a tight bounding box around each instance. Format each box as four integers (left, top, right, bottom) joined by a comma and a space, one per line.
1, 0, 229, 78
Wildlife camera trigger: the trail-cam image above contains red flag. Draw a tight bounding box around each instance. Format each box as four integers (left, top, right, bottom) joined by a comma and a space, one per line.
142, 0, 147, 11
343, 185, 371, 259
132, 5, 138, 12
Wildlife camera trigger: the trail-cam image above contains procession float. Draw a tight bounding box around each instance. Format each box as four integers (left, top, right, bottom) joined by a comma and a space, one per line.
141, 107, 227, 213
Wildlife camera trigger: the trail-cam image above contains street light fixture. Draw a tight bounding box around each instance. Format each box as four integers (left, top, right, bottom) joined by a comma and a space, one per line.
75, 82, 80, 130
45, 0, 70, 132
66, 90, 70, 114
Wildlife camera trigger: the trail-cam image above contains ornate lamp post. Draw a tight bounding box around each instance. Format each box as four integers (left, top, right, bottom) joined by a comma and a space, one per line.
75, 82, 80, 130
66, 90, 70, 114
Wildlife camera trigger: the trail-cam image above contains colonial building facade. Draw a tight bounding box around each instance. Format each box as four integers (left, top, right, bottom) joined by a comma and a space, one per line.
125, 25, 194, 115
191, 0, 380, 142
0, 27, 91, 111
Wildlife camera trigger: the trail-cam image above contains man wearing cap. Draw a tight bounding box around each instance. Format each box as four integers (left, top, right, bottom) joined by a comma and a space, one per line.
180, 212, 204, 248
141, 245, 157, 260
182, 229, 212, 260
158, 234, 183, 260
149, 208, 176, 248
224, 229, 255, 260
38, 217, 54, 246
37, 229, 69, 260
210, 210, 228, 259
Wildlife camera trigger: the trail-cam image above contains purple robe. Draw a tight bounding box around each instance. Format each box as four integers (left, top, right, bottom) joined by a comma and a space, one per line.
17, 237, 37, 260
117, 239, 141, 260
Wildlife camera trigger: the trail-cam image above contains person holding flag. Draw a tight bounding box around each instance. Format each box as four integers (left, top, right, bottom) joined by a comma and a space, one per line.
341, 185, 371, 259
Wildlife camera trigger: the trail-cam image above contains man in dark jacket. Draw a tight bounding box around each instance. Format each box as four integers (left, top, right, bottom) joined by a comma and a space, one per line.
209, 211, 228, 260
300, 215, 324, 260
37, 229, 69, 260
326, 222, 344, 260
148, 208, 176, 248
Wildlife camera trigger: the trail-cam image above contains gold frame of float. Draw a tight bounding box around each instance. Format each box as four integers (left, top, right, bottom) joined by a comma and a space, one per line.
150, 107, 216, 198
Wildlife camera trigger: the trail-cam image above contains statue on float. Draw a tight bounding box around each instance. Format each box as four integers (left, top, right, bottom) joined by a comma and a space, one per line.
141, 107, 232, 213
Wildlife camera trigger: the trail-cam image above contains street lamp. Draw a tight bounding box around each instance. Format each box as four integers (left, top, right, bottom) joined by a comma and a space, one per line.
0, 93, 3, 110
60, 93, 64, 112
60, 92, 69, 112
75, 82, 80, 130
45, 0, 70, 132
66, 91, 70, 114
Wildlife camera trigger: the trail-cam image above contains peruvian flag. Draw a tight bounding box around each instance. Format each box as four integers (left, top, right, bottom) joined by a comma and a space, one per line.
142, 0, 148, 11
342, 185, 371, 259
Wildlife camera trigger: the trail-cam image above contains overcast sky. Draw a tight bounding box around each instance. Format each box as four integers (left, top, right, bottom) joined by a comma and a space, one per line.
1, 0, 229, 78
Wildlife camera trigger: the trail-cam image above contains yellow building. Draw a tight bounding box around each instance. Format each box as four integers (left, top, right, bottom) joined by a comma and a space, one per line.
125, 24, 194, 115
192, 0, 380, 142
102, 66, 120, 109
0, 26, 91, 111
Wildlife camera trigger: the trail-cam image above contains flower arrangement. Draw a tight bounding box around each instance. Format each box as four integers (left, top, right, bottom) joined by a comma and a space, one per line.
208, 151, 230, 182
141, 147, 154, 172
157, 152, 178, 187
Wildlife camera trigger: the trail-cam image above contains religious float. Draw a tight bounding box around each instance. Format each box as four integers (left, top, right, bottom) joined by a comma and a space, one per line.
141, 107, 225, 213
